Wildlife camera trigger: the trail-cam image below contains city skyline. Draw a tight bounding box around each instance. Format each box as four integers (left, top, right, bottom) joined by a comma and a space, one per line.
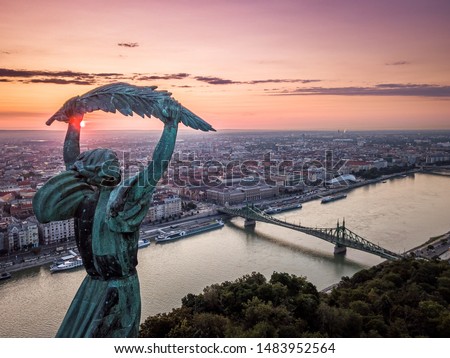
1, 0, 450, 131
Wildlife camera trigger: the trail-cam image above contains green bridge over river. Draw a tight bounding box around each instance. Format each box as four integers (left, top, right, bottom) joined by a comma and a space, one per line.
219, 205, 402, 261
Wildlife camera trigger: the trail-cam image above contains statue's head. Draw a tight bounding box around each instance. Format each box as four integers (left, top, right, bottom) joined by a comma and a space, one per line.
71, 148, 121, 187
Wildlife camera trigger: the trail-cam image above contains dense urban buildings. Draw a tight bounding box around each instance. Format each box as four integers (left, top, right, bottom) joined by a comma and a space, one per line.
1, 129, 450, 255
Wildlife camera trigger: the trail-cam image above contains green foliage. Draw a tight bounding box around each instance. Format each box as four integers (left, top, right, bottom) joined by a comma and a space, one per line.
140, 259, 450, 338
356, 165, 415, 180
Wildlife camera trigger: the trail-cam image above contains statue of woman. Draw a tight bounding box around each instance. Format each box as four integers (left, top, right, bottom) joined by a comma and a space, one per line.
32, 83, 214, 337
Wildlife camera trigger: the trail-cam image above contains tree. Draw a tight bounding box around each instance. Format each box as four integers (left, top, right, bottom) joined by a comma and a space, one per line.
140, 259, 450, 338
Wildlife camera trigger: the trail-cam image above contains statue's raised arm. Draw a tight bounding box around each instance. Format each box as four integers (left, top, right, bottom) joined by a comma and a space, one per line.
102, 89, 215, 232
36, 83, 215, 226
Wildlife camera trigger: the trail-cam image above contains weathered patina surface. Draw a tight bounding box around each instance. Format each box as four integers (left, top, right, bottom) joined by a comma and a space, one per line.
33, 83, 214, 337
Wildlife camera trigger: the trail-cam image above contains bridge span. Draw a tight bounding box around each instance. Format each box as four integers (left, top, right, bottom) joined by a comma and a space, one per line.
219, 205, 402, 261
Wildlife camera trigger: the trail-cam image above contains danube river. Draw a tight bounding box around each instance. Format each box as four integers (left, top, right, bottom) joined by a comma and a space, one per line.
1, 173, 450, 337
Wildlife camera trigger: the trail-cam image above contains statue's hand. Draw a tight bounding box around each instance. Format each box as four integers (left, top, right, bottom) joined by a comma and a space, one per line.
160, 99, 182, 127
68, 113, 84, 128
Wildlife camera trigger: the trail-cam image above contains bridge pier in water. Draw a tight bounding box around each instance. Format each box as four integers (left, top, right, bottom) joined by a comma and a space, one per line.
244, 218, 256, 228
334, 243, 347, 255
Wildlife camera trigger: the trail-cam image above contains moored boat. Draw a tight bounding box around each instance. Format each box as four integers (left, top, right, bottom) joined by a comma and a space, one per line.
155, 219, 224, 243
264, 203, 302, 214
50, 257, 83, 272
0, 272, 11, 281
50, 250, 83, 273
321, 193, 347, 204
138, 238, 150, 248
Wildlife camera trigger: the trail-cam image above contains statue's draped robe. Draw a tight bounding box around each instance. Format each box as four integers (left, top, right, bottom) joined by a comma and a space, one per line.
33, 171, 153, 337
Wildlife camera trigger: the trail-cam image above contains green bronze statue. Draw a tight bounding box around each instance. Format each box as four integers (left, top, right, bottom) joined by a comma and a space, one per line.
32, 83, 215, 337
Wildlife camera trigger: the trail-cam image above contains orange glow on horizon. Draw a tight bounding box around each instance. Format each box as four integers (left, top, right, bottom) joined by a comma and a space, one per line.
0, 1, 449, 131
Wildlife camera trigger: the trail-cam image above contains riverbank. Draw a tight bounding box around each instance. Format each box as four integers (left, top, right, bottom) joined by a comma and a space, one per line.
0, 214, 228, 275
407, 231, 450, 260
317, 168, 421, 198
256, 168, 421, 208
0, 245, 78, 274
320, 231, 450, 294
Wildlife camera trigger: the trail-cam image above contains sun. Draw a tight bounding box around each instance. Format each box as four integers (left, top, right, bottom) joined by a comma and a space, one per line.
80, 121, 86, 128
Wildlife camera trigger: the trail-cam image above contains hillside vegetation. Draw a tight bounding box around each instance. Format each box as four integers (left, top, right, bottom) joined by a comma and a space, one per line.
140, 259, 450, 337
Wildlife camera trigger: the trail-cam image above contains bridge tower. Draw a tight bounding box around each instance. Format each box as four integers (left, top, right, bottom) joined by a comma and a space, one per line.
244, 204, 256, 227
334, 219, 347, 255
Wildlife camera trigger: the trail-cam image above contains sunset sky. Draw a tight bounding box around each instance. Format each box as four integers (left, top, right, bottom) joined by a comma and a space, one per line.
1, 0, 450, 131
